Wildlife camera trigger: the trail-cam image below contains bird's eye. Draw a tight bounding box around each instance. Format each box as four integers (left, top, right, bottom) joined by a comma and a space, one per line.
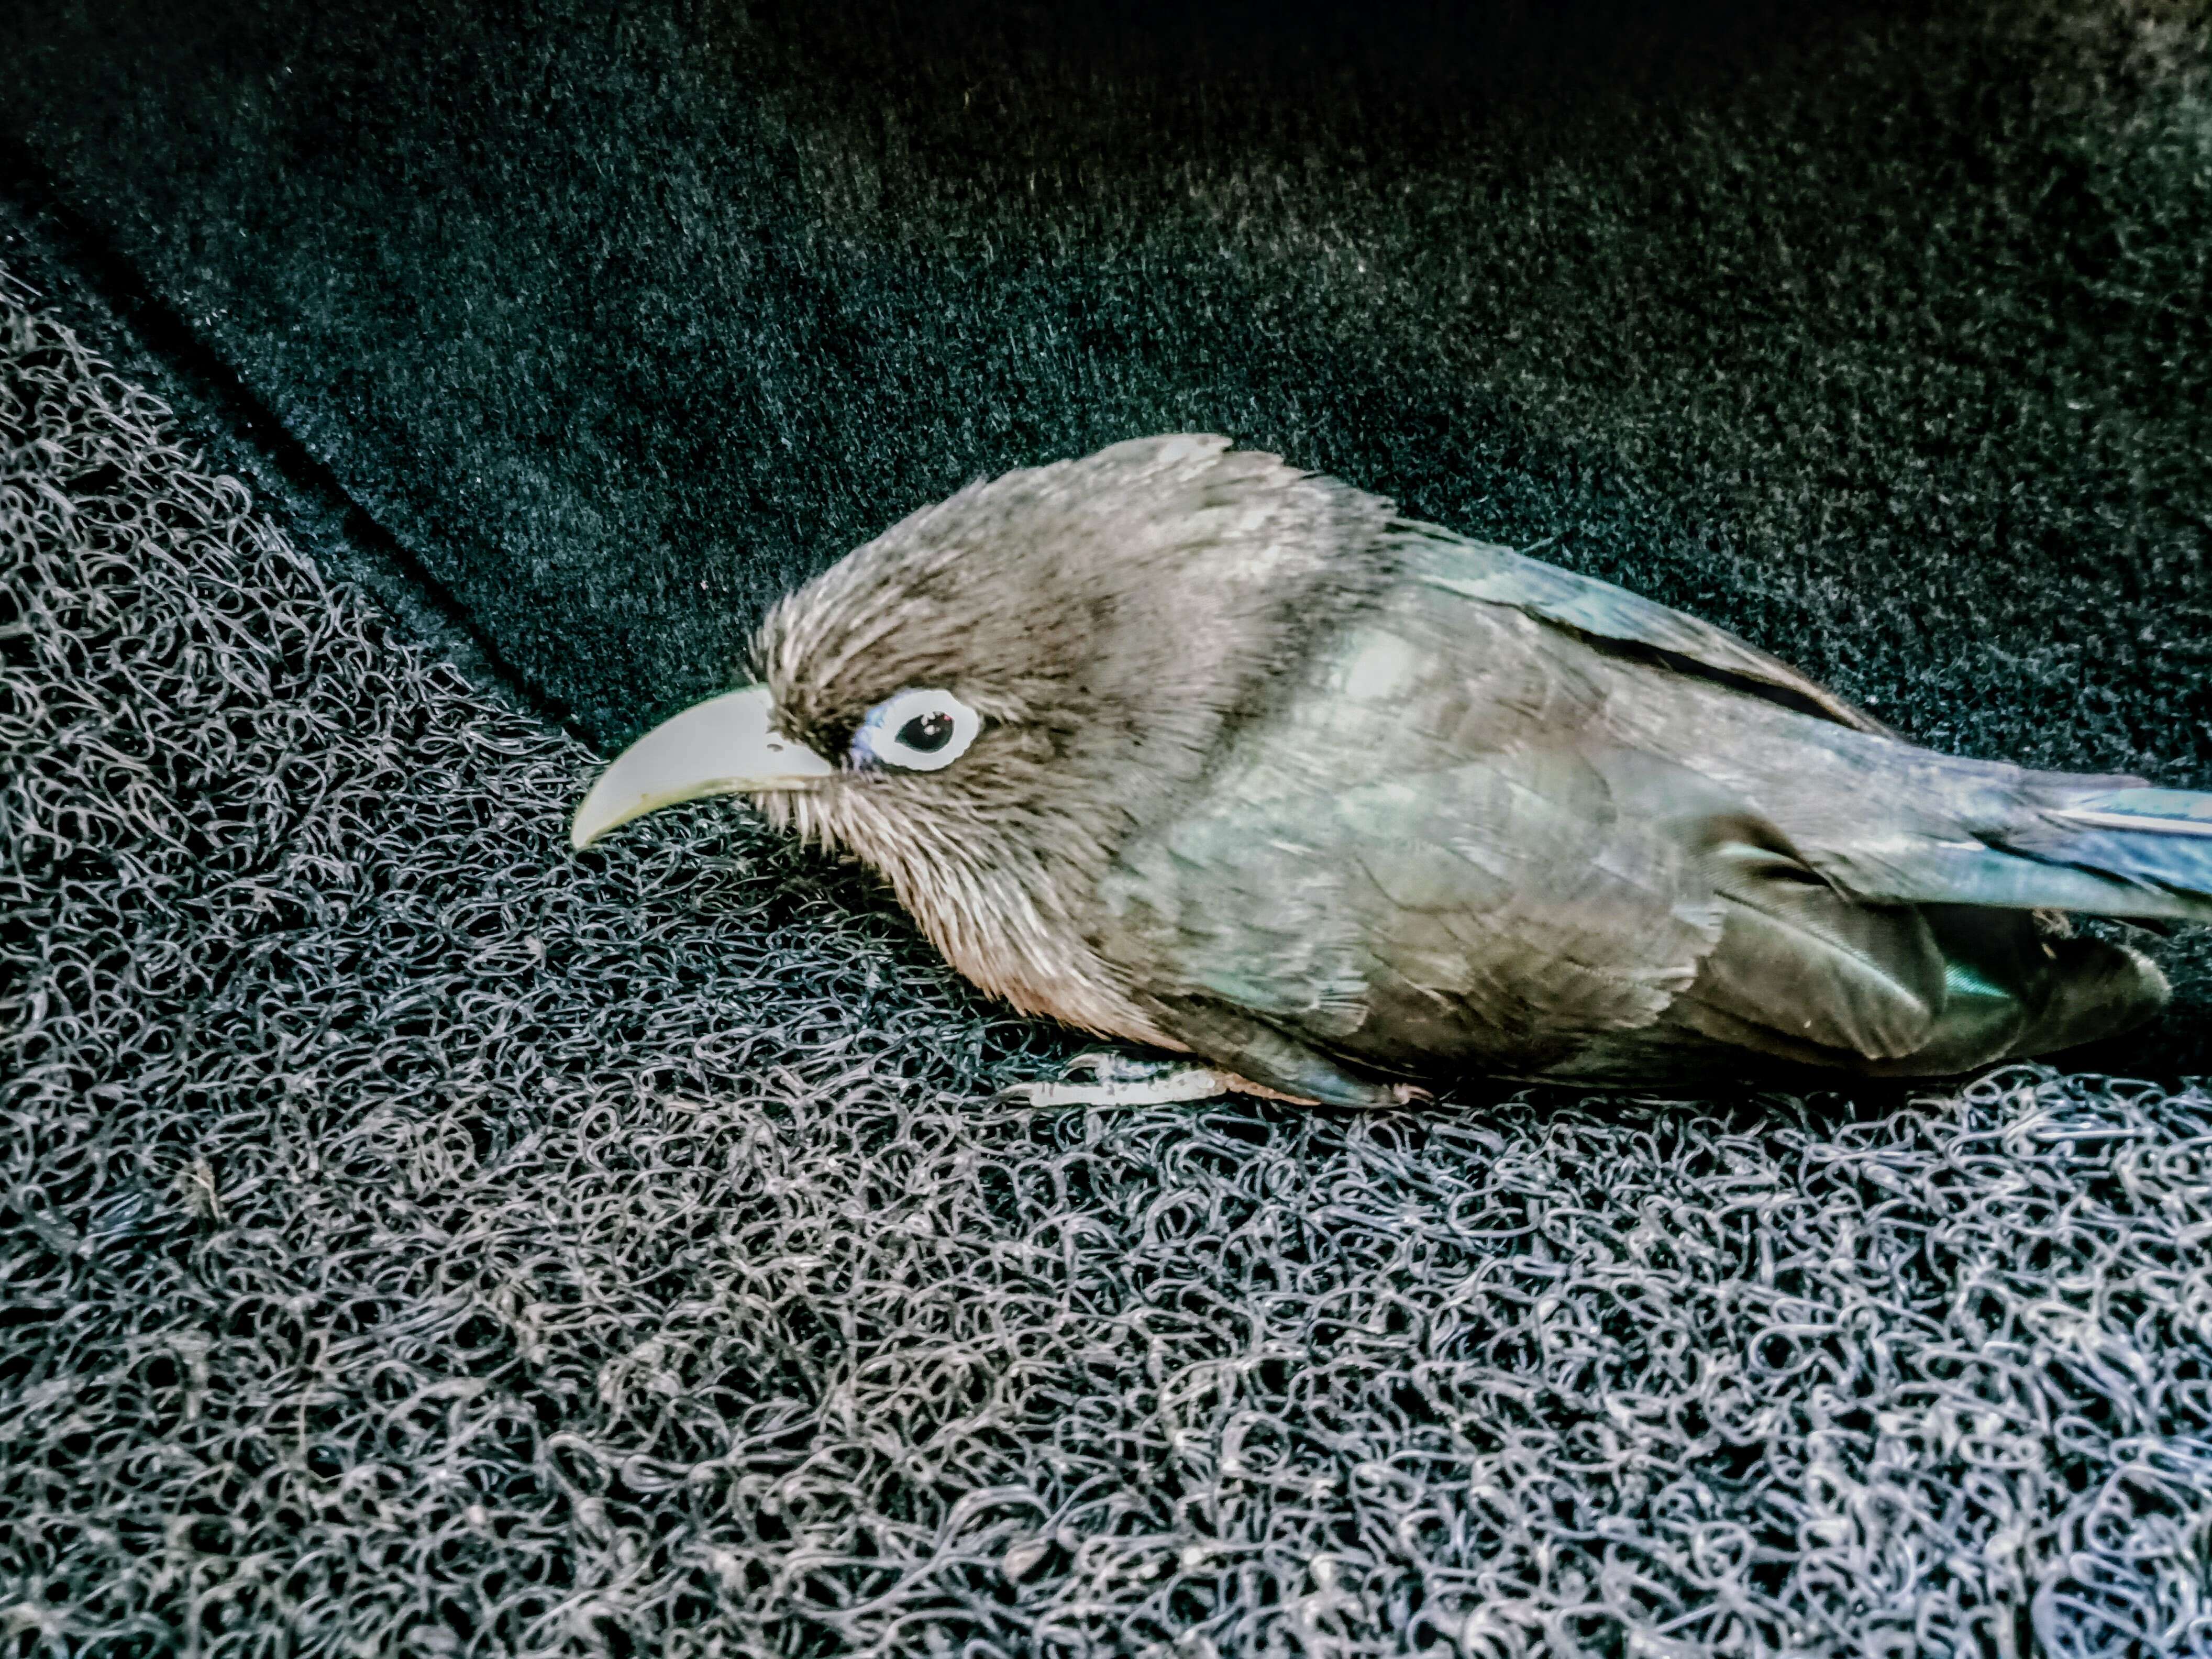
850, 688, 981, 772
898, 711, 955, 753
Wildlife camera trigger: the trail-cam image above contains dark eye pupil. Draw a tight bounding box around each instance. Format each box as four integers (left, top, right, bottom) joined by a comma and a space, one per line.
897, 711, 955, 753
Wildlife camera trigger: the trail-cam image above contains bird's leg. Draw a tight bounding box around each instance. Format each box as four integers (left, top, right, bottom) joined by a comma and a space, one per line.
1000, 1051, 1434, 1109
1140, 1001, 1439, 1108
1001, 1051, 1310, 1108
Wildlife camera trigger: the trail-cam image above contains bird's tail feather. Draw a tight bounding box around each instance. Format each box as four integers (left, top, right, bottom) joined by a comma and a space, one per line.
1821, 782, 2212, 923
2011, 786, 2212, 918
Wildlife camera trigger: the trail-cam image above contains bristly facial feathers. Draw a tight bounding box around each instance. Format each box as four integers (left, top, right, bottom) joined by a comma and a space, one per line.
750, 435, 1399, 1041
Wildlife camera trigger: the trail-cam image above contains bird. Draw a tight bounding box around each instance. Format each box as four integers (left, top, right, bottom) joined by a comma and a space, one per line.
571, 435, 2212, 1107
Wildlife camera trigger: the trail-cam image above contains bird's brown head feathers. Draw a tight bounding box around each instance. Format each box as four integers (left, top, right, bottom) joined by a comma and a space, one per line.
744, 434, 1398, 1034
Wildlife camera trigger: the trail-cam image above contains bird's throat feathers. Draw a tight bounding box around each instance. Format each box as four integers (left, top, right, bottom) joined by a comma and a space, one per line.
749, 435, 1404, 1035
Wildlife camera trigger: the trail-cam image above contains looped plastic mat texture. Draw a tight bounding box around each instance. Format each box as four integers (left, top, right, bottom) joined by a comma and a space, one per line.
4, 268, 2211, 1656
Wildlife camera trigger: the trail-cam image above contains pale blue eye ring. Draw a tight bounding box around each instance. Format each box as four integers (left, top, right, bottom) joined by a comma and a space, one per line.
850, 688, 982, 772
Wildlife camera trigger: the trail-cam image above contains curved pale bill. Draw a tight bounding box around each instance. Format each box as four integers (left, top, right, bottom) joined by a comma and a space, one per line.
570, 685, 833, 850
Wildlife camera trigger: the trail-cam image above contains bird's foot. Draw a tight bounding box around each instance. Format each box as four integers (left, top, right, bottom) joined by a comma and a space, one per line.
1001, 1052, 1285, 1108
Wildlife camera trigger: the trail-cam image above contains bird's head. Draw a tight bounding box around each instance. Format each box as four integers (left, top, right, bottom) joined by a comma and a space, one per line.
570, 434, 1396, 1024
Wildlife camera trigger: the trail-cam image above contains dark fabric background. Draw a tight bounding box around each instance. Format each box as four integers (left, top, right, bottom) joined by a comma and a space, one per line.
5, 0, 2208, 1070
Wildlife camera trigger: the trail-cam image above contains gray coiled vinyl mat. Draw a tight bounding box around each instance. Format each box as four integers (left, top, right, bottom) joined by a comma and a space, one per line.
5, 269, 2210, 1657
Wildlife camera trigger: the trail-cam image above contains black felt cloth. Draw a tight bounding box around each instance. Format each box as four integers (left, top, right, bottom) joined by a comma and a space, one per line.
6, 3, 2212, 1650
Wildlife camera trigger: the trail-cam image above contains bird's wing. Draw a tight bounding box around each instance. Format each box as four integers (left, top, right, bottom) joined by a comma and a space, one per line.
1101, 747, 1723, 1081
1090, 565, 1962, 1089
1397, 524, 1888, 734
1091, 526, 2198, 1089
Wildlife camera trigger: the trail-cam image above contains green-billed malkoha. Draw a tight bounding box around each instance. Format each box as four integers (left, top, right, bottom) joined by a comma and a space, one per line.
573, 436, 2212, 1105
